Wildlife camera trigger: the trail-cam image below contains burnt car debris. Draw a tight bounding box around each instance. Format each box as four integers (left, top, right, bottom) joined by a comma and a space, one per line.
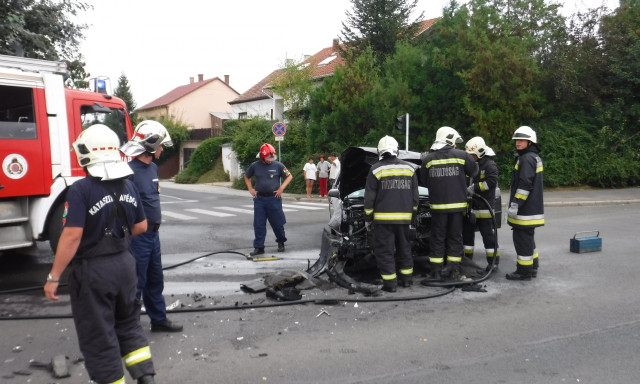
307, 146, 501, 293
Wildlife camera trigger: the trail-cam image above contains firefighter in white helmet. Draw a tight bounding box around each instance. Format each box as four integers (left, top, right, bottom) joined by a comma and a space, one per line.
44, 124, 157, 384
420, 126, 478, 284
506, 126, 544, 280
463, 136, 500, 272
364, 135, 419, 292
121, 120, 182, 333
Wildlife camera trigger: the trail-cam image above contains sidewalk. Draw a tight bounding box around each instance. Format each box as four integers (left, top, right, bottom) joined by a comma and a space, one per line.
161, 181, 640, 207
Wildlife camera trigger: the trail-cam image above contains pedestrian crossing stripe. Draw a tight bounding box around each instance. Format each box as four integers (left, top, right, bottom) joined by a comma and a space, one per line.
186, 208, 235, 217
162, 211, 197, 220
242, 205, 297, 212
281, 204, 324, 210
291, 202, 328, 207
215, 206, 255, 214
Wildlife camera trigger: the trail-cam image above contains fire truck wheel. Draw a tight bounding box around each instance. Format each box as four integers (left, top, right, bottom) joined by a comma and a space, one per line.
47, 202, 65, 253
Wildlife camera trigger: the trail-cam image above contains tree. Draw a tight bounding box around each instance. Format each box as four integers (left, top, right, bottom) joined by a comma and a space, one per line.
0, 0, 91, 60
340, 0, 424, 66
114, 73, 137, 114
64, 56, 90, 90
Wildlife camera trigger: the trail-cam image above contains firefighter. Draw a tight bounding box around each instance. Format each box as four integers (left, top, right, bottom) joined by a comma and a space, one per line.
244, 143, 293, 256
120, 120, 182, 333
44, 124, 156, 384
506, 126, 544, 280
462, 136, 500, 271
364, 136, 419, 292
420, 126, 478, 284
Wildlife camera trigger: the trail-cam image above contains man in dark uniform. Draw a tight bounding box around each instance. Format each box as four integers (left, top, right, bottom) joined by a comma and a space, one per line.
506, 126, 544, 281
420, 126, 478, 284
463, 136, 500, 272
44, 124, 156, 384
120, 120, 182, 333
364, 136, 419, 292
244, 143, 293, 257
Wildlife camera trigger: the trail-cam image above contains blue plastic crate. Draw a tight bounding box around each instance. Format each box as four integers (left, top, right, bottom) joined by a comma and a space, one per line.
570, 230, 602, 253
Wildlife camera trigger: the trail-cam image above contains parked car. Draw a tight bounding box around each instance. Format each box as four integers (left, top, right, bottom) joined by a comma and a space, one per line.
307, 146, 501, 293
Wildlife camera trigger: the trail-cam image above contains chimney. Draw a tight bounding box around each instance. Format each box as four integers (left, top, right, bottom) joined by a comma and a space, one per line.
224, 75, 230, 85
332, 38, 340, 51
189, 77, 194, 84
198, 74, 204, 82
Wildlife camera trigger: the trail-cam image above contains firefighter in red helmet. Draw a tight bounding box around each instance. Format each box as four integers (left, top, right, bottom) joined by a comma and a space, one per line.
243, 143, 293, 256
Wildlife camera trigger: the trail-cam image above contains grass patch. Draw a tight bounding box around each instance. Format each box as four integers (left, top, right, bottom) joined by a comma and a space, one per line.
197, 155, 230, 183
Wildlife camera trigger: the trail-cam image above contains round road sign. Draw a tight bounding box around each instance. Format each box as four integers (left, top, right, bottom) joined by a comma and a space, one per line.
272, 122, 286, 136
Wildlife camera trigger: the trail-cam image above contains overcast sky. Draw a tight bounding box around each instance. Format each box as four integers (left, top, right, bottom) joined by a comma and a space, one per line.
78, 0, 618, 109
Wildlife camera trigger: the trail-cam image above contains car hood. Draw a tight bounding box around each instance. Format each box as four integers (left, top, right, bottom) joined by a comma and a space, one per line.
336, 146, 423, 199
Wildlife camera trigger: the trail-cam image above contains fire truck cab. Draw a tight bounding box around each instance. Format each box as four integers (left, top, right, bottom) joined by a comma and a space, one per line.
0, 54, 133, 253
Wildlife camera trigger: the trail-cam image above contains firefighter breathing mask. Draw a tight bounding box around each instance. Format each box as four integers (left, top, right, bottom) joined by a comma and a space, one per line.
72, 124, 133, 180
120, 120, 172, 157
377, 135, 399, 159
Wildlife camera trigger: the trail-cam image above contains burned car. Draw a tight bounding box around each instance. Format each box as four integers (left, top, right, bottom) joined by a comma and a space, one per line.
307, 146, 501, 293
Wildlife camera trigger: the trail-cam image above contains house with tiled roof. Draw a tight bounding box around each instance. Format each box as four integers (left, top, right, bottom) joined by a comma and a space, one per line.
136, 74, 239, 177
229, 18, 438, 121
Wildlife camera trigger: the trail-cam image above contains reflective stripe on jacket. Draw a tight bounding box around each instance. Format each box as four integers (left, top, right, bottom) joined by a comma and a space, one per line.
364, 156, 419, 224
508, 146, 544, 228
421, 146, 478, 213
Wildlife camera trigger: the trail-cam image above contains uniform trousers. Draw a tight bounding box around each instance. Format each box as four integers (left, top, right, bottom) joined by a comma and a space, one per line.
69, 251, 154, 383
373, 223, 413, 279
130, 231, 167, 324
429, 211, 464, 271
253, 195, 287, 248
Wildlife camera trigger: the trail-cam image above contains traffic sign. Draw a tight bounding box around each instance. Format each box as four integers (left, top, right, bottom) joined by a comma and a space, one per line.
272, 122, 286, 136
275, 135, 284, 142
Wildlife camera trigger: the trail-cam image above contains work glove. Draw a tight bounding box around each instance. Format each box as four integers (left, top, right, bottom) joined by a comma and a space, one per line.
467, 184, 475, 197
508, 202, 519, 218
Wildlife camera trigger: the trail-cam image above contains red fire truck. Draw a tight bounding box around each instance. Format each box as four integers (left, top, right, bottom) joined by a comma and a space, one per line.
0, 54, 134, 254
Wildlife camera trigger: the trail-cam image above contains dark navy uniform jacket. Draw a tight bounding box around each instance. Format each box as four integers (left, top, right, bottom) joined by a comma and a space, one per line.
64, 177, 146, 255
508, 145, 544, 228
128, 158, 161, 225
421, 146, 478, 213
364, 156, 419, 224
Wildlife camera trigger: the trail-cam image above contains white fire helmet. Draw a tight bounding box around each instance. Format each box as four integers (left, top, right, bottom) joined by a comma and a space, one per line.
435, 126, 463, 146
120, 120, 173, 157
377, 135, 399, 159
72, 124, 132, 180
465, 136, 492, 158
512, 126, 537, 143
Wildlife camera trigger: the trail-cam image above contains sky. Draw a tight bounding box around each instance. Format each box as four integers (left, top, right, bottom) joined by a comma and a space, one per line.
77, 0, 619, 109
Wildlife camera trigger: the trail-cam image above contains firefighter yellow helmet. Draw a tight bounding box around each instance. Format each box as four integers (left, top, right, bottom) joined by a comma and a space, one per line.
377, 135, 399, 158
121, 120, 172, 157
512, 126, 537, 143
465, 136, 488, 158
435, 126, 463, 146
72, 124, 132, 180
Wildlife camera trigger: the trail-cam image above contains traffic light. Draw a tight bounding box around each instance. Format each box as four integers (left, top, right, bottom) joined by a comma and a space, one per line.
396, 115, 406, 133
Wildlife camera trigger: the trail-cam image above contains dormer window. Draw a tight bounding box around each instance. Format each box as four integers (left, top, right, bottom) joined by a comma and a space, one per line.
317, 55, 337, 67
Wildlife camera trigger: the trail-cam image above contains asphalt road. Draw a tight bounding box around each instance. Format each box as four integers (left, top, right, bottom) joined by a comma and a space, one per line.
0, 185, 639, 383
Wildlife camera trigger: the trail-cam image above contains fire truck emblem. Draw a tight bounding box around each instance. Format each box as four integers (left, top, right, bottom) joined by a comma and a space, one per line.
3, 154, 28, 180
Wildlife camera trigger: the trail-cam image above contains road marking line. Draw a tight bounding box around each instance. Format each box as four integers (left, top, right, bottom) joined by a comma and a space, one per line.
162, 211, 198, 220
160, 199, 198, 205
216, 206, 255, 214
242, 205, 297, 212
282, 204, 324, 210
293, 202, 328, 207
186, 208, 236, 217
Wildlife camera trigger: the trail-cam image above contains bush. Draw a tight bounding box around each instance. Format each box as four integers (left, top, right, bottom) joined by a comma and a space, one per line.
174, 137, 230, 184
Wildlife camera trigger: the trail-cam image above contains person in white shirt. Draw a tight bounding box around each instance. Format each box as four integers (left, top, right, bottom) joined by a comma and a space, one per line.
328, 152, 341, 188
303, 157, 318, 198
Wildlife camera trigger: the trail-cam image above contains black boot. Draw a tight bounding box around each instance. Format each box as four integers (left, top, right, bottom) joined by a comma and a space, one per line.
421, 270, 443, 285
532, 268, 538, 278
138, 374, 156, 384
250, 248, 265, 257
151, 319, 183, 333
382, 279, 397, 292
506, 271, 532, 281
399, 274, 413, 287
277, 242, 285, 252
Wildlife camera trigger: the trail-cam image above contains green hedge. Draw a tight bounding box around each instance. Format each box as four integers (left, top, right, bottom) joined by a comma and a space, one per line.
174, 137, 230, 184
